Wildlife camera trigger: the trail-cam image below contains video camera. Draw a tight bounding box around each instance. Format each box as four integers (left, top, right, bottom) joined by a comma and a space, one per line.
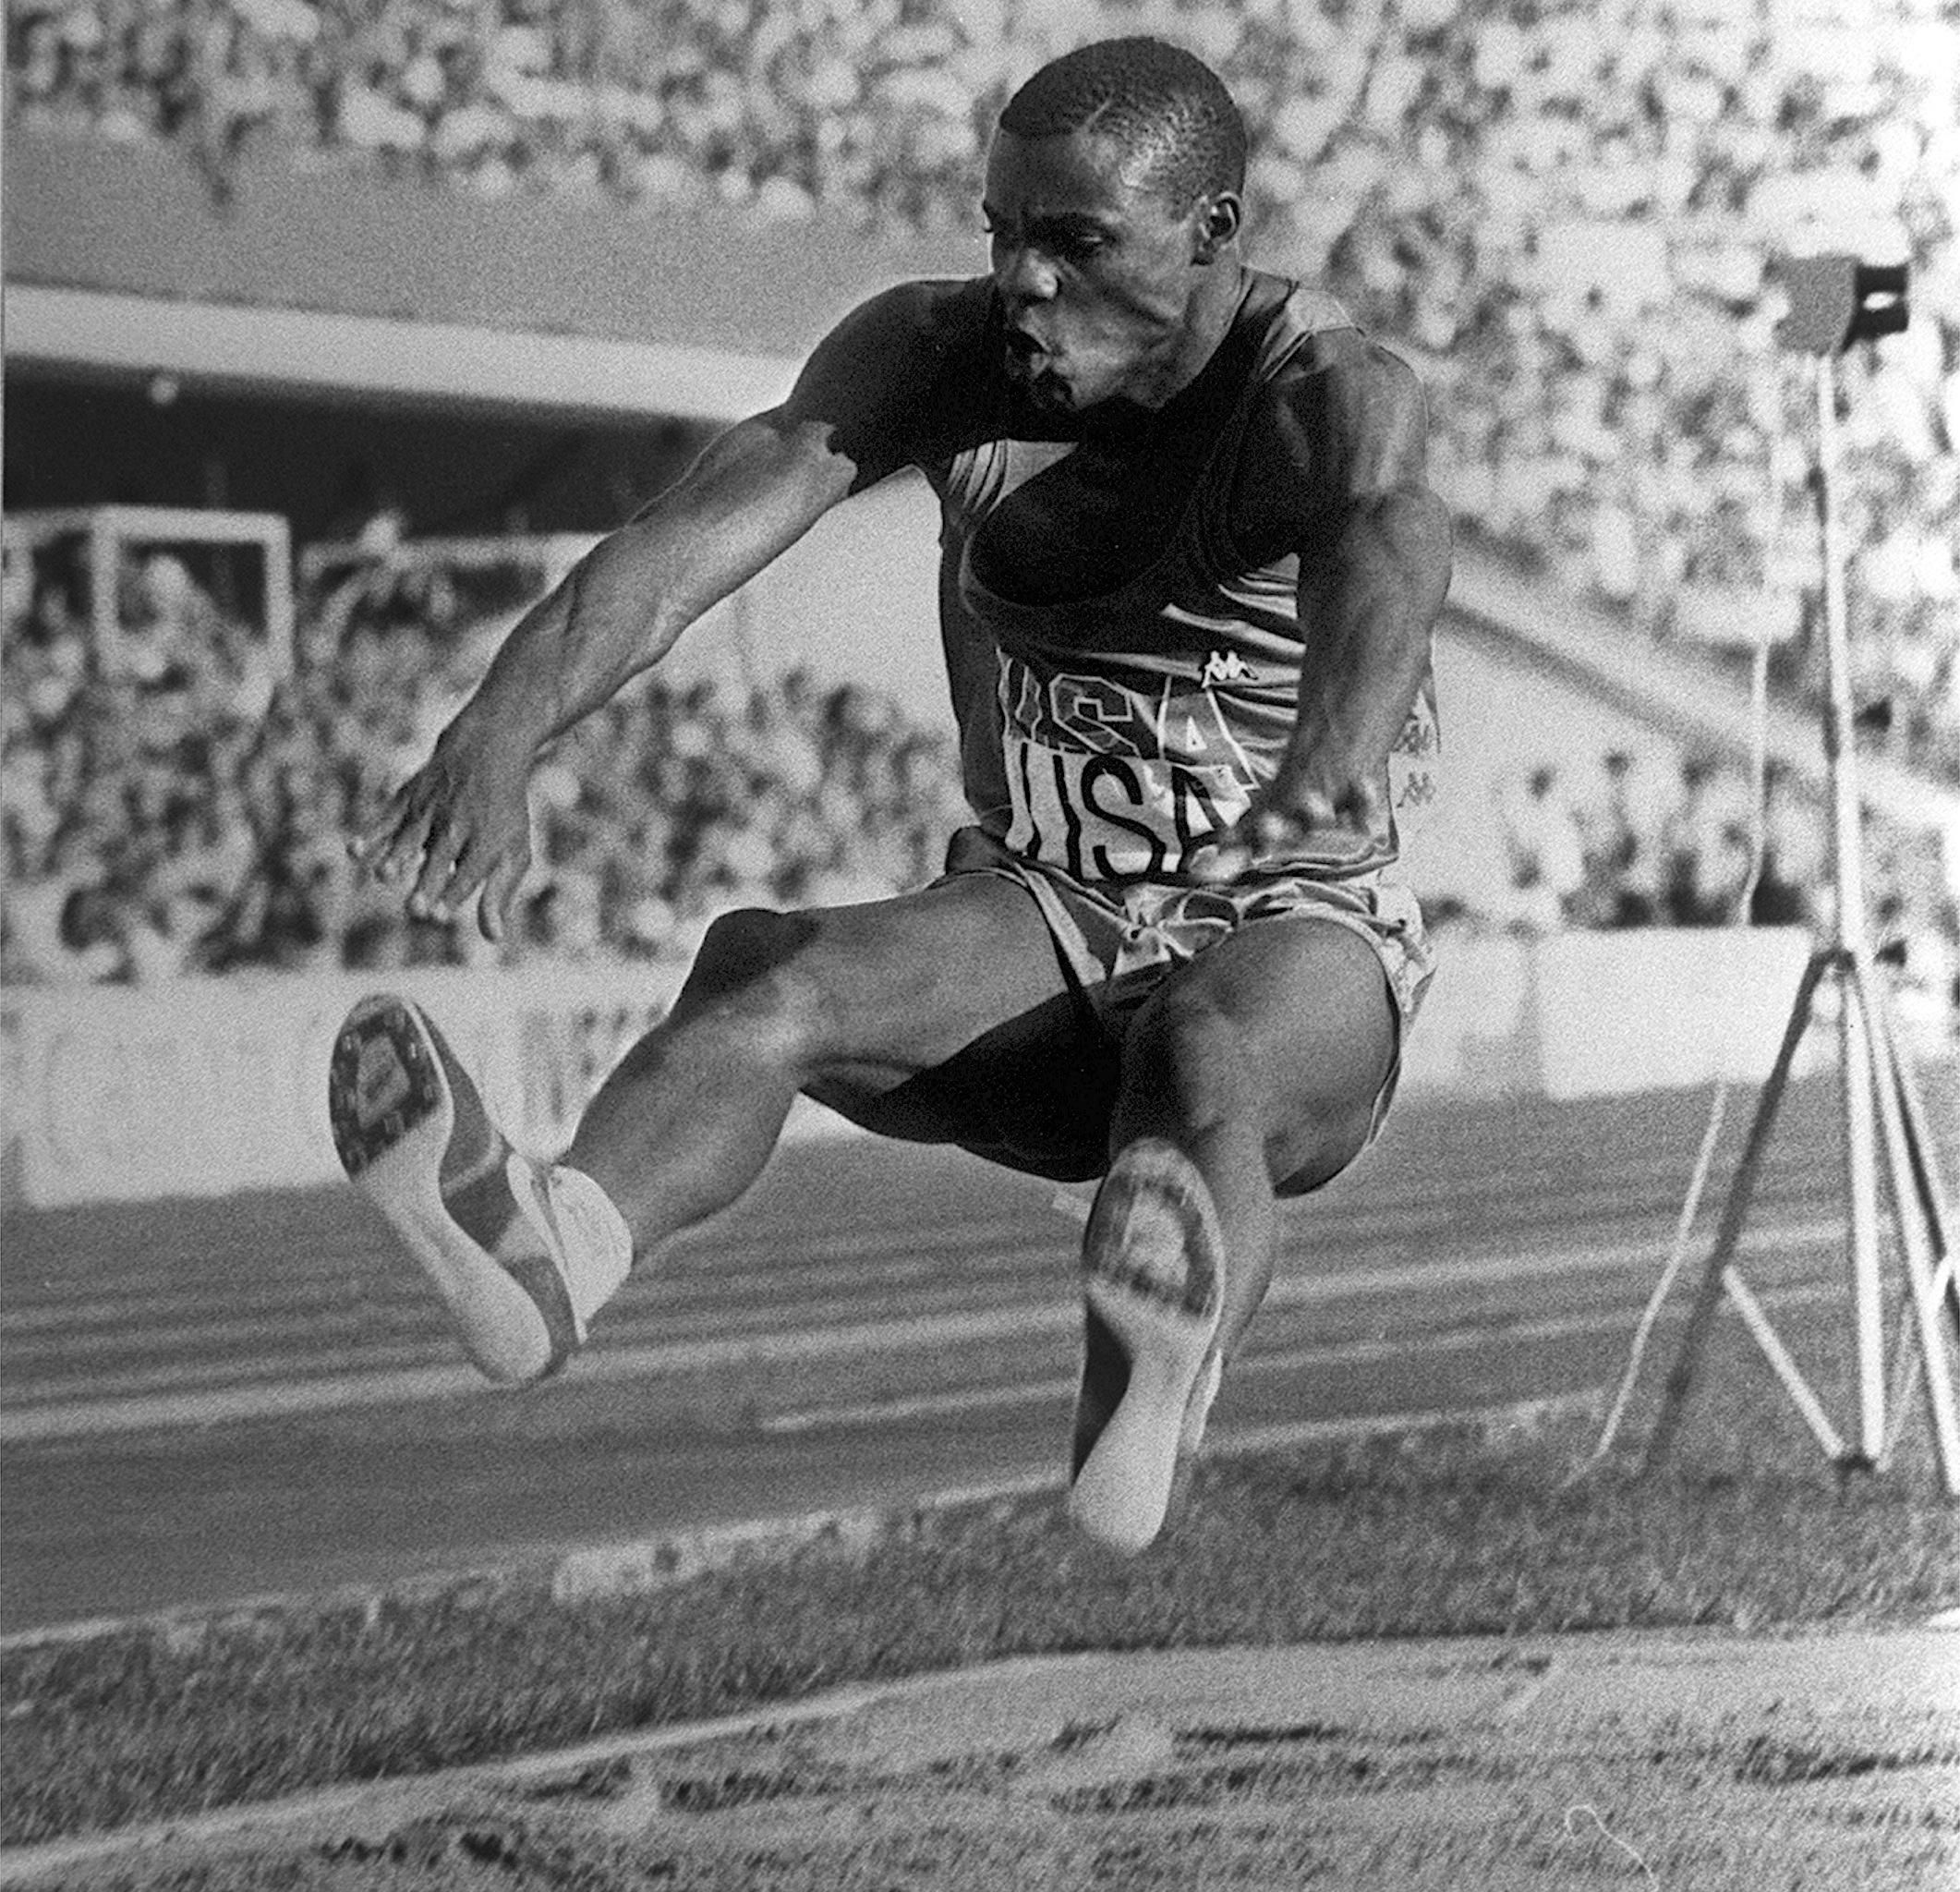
1774, 254, 1910, 357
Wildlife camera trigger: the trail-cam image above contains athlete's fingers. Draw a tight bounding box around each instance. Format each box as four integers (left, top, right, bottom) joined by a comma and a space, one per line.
1287, 787, 1346, 835
478, 846, 531, 943
372, 794, 441, 885
408, 818, 470, 917
351, 767, 435, 879
1271, 778, 1383, 846
349, 782, 418, 870
1188, 831, 1254, 886
431, 833, 489, 916
1325, 775, 1384, 832
430, 825, 511, 923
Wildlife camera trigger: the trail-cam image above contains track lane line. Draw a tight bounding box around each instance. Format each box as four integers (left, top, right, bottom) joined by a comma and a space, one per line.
758, 1279, 1844, 1435
0, 1218, 1849, 1442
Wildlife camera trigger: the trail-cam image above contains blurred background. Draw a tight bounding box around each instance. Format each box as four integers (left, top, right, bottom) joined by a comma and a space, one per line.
4, 0, 1958, 1202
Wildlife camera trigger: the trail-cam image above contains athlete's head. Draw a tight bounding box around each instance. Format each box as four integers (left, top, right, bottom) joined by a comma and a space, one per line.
986, 37, 1248, 416
998, 36, 1247, 212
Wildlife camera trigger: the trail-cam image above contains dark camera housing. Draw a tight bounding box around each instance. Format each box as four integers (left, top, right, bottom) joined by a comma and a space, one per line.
1774, 255, 1911, 357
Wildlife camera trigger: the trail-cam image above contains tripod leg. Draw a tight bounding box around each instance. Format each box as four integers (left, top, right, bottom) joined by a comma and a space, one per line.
1840, 956, 1889, 1460
1582, 1086, 1730, 1474
1872, 1000, 1956, 1329
1883, 1251, 1926, 1474
1869, 1003, 1945, 1467
1849, 969, 1960, 1496
1720, 1267, 1845, 1460
1642, 951, 1833, 1476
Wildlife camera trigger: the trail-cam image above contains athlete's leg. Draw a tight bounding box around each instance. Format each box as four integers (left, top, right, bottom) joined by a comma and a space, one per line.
563, 870, 1076, 1249
335, 869, 1090, 1382
1115, 916, 1397, 1357
1069, 918, 1397, 1549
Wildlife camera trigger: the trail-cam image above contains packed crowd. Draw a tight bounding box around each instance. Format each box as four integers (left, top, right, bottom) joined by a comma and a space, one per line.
1, 543, 968, 985
9, 0, 1959, 781
6, 531, 1958, 1042
6, 0, 1960, 1010
1494, 746, 1959, 1024
1494, 746, 1841, 937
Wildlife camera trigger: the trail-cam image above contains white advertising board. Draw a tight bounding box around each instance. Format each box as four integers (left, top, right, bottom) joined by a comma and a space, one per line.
0, 928, 1854, 1208
6, 967, 678, 1208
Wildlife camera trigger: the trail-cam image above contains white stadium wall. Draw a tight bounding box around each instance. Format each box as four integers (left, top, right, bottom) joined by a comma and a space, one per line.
0, 928, 1833, 1210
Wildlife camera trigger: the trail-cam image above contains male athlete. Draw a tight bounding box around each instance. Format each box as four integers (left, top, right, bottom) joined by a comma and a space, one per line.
332, 35, 1451, 1554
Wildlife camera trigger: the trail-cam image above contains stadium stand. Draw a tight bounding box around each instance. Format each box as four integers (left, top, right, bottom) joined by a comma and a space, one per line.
4, 510, 1952, 1008
3, 0, 1955, 1014
2, 523, 969, 982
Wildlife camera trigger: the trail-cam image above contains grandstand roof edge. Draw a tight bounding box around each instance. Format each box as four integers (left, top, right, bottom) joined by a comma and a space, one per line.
1446, 543, 1960, 833
3, 128, 983, 368
6, 285, 801, 420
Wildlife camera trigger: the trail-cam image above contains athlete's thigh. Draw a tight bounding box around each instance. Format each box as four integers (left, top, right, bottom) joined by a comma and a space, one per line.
744, 868, 1068, 1080
1126, 916, 1399, 1194
783, 873, 1119, 1177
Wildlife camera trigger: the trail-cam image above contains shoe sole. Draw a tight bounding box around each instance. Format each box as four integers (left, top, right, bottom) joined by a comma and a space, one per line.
1081, 1139, 1224, 1322
1073, 1142, 1225, 1481
329, 995, 447, 1181
1069, 1138, 1226, 1554
329, 995, 565, 1384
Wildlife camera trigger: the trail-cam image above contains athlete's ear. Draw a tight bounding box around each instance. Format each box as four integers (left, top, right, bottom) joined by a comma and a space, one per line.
1192, 192, 1242, 263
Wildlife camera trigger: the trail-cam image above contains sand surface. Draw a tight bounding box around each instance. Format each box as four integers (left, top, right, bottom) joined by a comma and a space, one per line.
10, 1626, 1956, 1890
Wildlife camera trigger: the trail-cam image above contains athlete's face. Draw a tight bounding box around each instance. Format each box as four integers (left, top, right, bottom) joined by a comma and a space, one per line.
982, 127, 1238, 418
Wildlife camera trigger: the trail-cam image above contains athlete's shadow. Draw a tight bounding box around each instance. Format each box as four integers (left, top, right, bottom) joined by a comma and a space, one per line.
808, 988, 1125, 1186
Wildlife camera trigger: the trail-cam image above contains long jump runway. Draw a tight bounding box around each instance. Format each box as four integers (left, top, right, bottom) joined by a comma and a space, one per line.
3, 1070, 1951, 1637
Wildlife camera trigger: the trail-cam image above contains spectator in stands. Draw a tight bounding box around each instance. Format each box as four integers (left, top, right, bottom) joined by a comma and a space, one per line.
6, 573, 90, 728
3, 826, 129, 985
1498, 763, 1586, 932
1875, 856, 1960, 1051
1664, 755, 1758, 928
14, 0, 1959, 983
1749, 760, 1825, 929
1567, 748, 1676, 929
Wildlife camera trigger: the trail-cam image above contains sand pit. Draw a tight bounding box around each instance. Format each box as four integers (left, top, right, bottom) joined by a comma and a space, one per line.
13, 1626, 1955, 1890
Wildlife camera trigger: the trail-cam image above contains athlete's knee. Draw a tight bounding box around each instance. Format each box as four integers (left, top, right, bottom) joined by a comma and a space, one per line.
691, 905, 801, 982
1126, 983, 1269, 1135
678, 905, 833, 1065
1125, 977, 1377, 1173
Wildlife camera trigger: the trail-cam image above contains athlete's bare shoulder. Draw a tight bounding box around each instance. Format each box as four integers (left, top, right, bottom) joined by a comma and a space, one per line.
1232, 317, 1437, 562
779, 277, 996, 489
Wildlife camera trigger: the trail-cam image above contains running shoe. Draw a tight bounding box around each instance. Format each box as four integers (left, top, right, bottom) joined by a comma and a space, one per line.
328, 994, 583, 1383
1068, 1137, 1225, 1554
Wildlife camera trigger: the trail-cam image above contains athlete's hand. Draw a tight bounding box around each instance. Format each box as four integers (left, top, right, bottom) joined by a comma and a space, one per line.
1193, 770, 1385, 884
349, 718, 534, 941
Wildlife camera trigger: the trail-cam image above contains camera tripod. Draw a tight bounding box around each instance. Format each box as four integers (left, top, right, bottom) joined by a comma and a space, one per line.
1641, 261, 1960, 1496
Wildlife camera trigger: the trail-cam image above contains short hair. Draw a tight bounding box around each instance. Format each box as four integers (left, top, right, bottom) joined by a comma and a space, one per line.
998, 36, 1247, 211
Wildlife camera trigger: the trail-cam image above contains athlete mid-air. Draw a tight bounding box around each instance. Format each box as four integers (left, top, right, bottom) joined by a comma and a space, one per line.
332, 34, 1451, 1554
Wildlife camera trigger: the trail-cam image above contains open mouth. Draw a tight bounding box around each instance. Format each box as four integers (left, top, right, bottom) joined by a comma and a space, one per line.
1002, 329, 1070, 406
1002, 327, 1049, 372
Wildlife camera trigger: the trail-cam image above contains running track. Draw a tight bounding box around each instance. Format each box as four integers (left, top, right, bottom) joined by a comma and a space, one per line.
3, 1067, 1954, 1636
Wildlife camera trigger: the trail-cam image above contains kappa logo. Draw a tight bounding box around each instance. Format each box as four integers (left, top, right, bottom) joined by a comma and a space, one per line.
1199, 649, 1255, 687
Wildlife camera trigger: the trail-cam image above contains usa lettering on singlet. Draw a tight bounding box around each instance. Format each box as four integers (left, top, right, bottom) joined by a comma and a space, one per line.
995, 645, 1440, 882
940, 279, 1444, 883
996, 649, 1263, 879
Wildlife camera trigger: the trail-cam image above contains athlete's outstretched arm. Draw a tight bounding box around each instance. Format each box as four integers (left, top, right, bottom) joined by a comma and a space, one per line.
351, 287, 940, 937
1238, 341, 1453, 858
